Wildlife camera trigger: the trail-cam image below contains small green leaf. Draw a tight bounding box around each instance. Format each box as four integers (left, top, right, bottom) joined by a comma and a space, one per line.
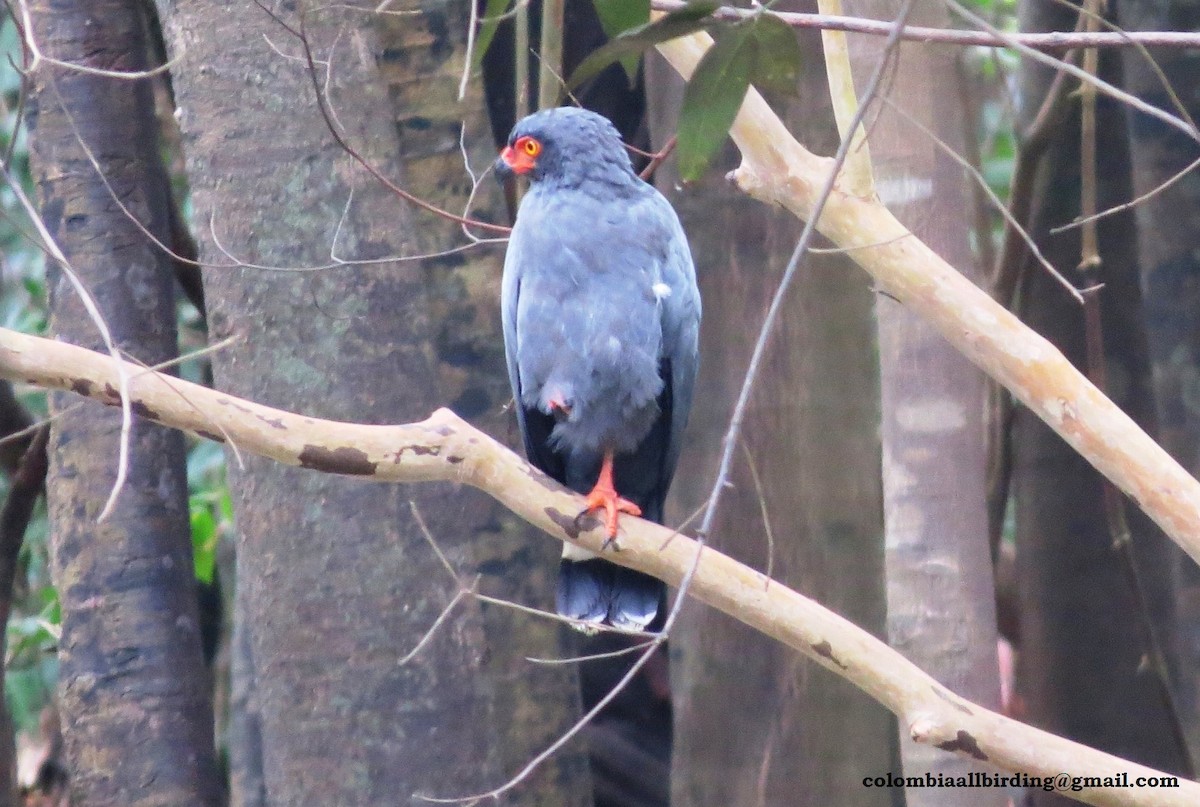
190, 501, 218, 584
748, 14, 802, 96
219, 488, 234, 522
593, 0, 651, 39
472, 0, 512, 70
593, 0, 651, 81
569, 1, 719, 90
676, 21, 755, 181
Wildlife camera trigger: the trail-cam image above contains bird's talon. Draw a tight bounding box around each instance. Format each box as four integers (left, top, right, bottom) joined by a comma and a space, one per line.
572, 509, 602, 531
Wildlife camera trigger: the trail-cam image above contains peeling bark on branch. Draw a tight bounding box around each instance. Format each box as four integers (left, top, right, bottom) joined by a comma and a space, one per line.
5, 329, 1199, 806
654, 28, 1200, 574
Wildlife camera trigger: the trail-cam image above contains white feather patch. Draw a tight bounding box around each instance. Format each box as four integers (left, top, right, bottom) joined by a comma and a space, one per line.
562, 543, 600, 562
652, 282, 672, 299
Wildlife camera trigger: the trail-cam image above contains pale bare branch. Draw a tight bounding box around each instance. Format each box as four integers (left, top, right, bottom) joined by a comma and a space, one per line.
7, 329, 1200, 806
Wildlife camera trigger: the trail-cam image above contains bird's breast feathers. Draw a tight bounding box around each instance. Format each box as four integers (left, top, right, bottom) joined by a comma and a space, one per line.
505, 190, 677, 452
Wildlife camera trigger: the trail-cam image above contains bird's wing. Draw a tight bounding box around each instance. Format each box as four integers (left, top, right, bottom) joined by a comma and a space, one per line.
501, 225, 564, 480
655, 196, 702, 485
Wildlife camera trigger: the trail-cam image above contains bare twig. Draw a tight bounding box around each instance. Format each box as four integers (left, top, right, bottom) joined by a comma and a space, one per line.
882, 96, 1083, 305
739, 439, 775, 585
943, 0, 1199, 143
651, 0, 1200, 50
0, 164, 132, 522
695, 0, 917, 541
992, 43, 1079, 304
1078, 0, 1101, 273
253, 1, 510, 236
13, 0, 182, 80
1050, 153, 1200, 236
638, 135, 677, 180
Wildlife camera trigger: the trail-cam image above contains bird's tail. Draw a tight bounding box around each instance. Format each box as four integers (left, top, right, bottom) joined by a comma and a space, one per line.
557, 558, 666, 632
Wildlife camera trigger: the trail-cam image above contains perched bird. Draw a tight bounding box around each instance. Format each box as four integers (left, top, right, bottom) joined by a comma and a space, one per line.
495, 107, 701, 632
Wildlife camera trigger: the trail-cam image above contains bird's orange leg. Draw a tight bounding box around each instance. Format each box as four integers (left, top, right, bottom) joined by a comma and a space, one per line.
581, 451, 641, 539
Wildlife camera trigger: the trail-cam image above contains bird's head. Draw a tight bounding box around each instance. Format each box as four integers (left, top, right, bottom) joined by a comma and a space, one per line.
494, 107, 635, 189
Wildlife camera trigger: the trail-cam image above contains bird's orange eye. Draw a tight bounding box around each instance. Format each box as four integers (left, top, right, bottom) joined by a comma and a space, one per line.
517, 136, 541, 157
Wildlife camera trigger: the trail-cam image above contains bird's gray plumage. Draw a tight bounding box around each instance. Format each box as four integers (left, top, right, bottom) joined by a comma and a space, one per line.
498, 107, 700, 631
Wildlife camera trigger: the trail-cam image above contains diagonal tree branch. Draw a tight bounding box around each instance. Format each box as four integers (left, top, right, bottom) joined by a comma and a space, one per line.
1, 328, 1198, 807
653, 28, 1200, 573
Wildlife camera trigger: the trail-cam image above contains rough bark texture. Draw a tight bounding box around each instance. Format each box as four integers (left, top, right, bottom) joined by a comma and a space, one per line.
28, 2, 223, 805
650, 6, 894, 804
1118, 0, 1200, 757
1014, 0, 1190, 799
372, 9, 593, 801
156, 1, 588, 804
845, 2, 1005, 801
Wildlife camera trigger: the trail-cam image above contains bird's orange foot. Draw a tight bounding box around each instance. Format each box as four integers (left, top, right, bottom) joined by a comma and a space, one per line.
580, 485, 642, 541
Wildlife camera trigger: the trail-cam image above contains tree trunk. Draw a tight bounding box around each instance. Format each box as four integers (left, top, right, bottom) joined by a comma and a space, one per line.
372, 11, 594, 800
845, 2, 1005, 802
650, 8, 894, 804
28, 1, 223, 804
1118, 0, 1200, 758
156, 1, 589, 804
1013, 1, 1191, 799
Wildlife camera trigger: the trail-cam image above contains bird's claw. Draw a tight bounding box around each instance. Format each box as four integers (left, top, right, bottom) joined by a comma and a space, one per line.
579, 487, 641, 542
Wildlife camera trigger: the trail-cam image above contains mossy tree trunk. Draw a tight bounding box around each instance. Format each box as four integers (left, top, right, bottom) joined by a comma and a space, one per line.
28, 1, 223, 804
156, 1, 590, 804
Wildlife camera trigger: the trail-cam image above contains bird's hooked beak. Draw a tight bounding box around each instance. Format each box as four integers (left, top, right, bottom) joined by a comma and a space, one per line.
494, 145, 536, 182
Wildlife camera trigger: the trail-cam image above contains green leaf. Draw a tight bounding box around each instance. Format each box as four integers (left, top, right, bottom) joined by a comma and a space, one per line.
748, 14, 802, 96
676, 20, 755, 181
593, 0, 651, 39
190, 503, 217, 584
593, 0, 651, 81
5, 666, 50, 733
569, 1, 719, 90
472, 0, 512, 71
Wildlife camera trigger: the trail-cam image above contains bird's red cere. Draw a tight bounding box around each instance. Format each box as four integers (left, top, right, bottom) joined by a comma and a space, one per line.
501, 136, 541, 174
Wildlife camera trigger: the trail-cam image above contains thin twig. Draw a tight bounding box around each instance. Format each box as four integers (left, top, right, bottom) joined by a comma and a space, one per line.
253, 1, 510, 236
13, 0, 183, 80
0, 155, 132, 521
992, 39, 1081, 304
739, 439, 775, 585
525, 639, 656, 665
651, 0, 1200, 50
697, 0, 918, 541
638, 135, 677, 181
944, 0, 1199, 144
883, 96, 1084, 305
1044, 0, 1196, 131
1050, 153, 1200, 236
1078, 0, 1101, 273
